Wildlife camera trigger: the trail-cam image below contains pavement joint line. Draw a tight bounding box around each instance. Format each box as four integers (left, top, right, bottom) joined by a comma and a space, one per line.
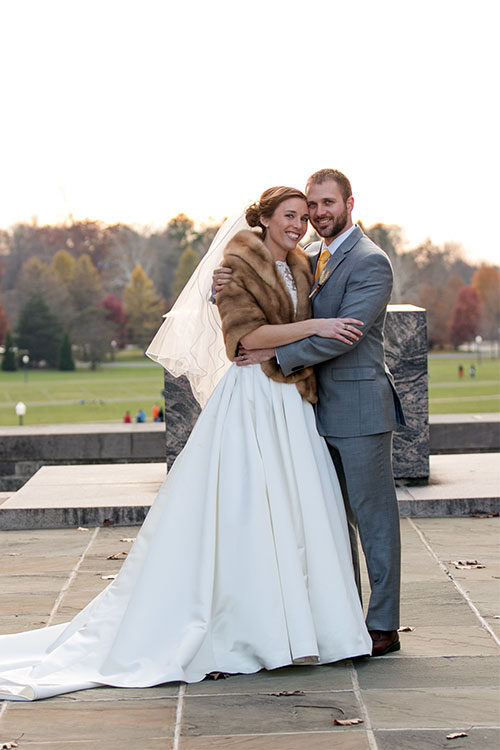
408, 518, 500, 649
349, 660, 379, 750
173, 682, 186, 750
46, 527, 100, 627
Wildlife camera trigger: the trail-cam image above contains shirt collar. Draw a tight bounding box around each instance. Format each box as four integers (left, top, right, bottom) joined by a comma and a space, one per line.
321, 224, 357, 255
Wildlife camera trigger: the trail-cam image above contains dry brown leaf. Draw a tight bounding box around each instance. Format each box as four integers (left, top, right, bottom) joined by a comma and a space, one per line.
0, 743, 18, 749
107, 552, 128, 560
120, 537, 136, 543
494, 616, 500, 619
103, 519, 115, 526
101, 575, 117, 580
334, 718, 363, 726
206, 671, 231, 680
77, 527, 89, 532
7, 553, 19, 556
398, 626, 415, 632
269, 690, 305, 696
446, 732, 468, 739
451, 560, 485, 569
469, 512, 499, 518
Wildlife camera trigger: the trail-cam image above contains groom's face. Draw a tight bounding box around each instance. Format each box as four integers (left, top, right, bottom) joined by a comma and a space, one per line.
306, 180, 353, 240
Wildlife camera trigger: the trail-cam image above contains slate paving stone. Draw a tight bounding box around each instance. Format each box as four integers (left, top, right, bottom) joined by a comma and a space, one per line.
185, 662, 353, 696
180, 731, 371, 748
181, 691, 361, 736
355, 656, 498, 689
0, 554, 80, 575
390, 625, 499, 656
362, 687, 500, 729
56, 683, 180, 700
0, 614, 49, 635
0, 698, 176, 743
374, 728, 500, 750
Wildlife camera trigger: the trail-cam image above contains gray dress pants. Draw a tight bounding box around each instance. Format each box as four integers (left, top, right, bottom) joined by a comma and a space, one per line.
325, 431, 401, 631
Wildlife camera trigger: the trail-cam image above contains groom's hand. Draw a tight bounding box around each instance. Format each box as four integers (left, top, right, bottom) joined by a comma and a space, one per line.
213, 265, 232, 294
235, 347, 275, 366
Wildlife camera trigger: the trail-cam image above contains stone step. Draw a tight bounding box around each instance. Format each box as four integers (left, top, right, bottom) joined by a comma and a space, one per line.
0, 454, 498, 531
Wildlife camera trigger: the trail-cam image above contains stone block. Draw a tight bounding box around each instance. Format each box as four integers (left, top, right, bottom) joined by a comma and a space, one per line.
385, 305, 429, 481
163, 371, 200, 468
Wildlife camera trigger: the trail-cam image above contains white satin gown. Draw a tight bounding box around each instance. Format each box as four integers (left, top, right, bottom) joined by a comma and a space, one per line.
0, 265, 371, 702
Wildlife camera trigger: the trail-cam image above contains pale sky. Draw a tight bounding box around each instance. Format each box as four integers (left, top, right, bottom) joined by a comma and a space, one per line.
0, 0, 498, 264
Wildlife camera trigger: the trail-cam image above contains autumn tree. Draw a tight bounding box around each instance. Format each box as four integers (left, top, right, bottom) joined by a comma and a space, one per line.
1, 330, 17, 371
68, 253, 103, 312
100, 294, 128, 348
174, 245, 200, 298
51, 249, 76, 284
450, 285, 482, 347
0, 304, 9, 346
123, 265, 164, 349
16, 293, 62, 367
472, 265, 500, 340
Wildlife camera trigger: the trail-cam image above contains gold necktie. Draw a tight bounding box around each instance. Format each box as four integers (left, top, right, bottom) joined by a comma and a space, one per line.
314, 246, 331, 281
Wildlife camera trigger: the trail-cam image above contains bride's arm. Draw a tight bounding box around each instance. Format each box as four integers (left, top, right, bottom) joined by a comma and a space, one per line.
241, 317, 363, 349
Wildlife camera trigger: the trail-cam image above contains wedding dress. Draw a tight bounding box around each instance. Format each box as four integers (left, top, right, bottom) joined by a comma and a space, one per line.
0, 262, 371, 702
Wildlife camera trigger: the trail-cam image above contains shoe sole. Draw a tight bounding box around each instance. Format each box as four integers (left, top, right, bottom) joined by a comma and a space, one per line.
371, 639, 401, 657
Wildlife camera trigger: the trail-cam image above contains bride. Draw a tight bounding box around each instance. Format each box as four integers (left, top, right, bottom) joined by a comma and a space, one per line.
0, 186, 371, 702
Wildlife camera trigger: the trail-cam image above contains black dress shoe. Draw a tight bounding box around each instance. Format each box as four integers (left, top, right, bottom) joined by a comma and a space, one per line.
369, 630, 401, 656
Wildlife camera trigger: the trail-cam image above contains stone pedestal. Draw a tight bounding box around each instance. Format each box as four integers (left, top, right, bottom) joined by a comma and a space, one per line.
385, 304, 429, 482
163, 304, 430, 481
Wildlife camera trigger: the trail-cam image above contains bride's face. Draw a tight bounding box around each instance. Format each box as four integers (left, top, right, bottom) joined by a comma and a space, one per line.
263, 198, 309, 254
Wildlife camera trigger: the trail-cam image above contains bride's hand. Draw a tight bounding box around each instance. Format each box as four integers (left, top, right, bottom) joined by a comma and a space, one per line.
213, 266, 232, 293
314, 317, 364, 345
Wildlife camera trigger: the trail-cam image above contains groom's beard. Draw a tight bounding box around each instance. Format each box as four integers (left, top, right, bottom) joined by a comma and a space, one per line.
313, 205, 348, 239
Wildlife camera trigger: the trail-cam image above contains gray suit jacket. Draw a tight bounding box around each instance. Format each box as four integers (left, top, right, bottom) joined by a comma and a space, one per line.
277, 225, 405, 437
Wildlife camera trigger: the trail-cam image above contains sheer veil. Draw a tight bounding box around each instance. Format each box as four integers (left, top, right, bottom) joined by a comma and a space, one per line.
146, 211, 250, 407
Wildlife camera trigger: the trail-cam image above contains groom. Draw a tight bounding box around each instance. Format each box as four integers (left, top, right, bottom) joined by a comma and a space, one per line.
215, 169, 405, 656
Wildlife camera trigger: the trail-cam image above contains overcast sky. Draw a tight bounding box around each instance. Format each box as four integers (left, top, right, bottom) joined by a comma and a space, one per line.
1, 0, 498, 264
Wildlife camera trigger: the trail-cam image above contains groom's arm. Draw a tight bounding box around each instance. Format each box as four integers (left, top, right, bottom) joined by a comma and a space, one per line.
277, 252, 393, 376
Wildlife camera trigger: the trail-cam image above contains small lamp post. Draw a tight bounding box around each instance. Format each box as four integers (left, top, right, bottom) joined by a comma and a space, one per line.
110, 339, 117, 362
475, 335, 483, 365
15, 401, 27, 426
22, 354, 30, 383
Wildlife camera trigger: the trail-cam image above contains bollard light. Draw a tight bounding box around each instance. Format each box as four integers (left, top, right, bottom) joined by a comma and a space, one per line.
15, 401, 27, 426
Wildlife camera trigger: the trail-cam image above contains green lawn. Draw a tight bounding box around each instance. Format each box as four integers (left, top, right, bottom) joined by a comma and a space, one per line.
428, 356, 500, 414
0, 355, 498, 425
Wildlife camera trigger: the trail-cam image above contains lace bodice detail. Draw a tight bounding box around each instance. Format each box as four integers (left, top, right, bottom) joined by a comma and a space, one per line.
275, 261, 297, 315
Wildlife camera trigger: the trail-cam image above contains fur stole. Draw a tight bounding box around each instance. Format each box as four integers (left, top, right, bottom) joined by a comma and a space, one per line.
217, 229, 317, 403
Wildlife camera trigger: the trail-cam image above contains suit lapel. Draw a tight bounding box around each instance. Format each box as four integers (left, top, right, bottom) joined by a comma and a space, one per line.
309, 225, 363, 299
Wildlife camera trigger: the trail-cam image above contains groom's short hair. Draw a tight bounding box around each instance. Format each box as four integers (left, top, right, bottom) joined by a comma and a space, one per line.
306, 169, 352, 203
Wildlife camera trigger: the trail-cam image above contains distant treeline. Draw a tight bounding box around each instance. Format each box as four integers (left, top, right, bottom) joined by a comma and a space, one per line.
0, 216, 498, 371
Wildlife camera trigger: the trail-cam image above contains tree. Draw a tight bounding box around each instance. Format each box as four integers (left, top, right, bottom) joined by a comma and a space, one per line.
1, 330, 17, 371
71, 306, 114, 370
51, 249, 76, 284
16, 293, 62, 367
17, 256, 72, 328
472, 265, 500, 341
100, 294, 128, 348
0, 304, 9, 346
450, 285, 482, 347
123, 265, 165, 349
173, 245, 200, 298
58, 332, 75, 371
68, 254, 103, 312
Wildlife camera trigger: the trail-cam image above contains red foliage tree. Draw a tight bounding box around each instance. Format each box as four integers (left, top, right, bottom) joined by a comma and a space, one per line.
0, 305, 9, 346
450, 285, 482, 347
99, 294, 128, 348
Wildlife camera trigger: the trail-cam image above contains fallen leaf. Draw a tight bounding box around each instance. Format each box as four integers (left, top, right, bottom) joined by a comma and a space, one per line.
107, 552, 128, 560
494, 616, 500, 619
101, 575, 117, 580
77, 527, 89, 532
398, 626, 415, 632
446, 732, 468, 739
103, 519, 115, 526
206, 671, 231, 680
120, 537, 136, 543
269, 690, 305, 696
451, 560, 486, 569
469, 512, 499, 518
0, 742, 18, 749
7, 553, 19, 556
334, 718, 363, 726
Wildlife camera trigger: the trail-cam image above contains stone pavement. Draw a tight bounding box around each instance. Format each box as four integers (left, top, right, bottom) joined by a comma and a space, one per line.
0, 518, 499, 749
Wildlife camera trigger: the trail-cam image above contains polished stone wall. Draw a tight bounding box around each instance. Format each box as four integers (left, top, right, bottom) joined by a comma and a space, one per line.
163, 304, 430, 480
385, 304, 429, 481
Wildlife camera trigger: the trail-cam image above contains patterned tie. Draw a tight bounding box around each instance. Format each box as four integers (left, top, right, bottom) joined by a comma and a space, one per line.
314, 246, 331, 281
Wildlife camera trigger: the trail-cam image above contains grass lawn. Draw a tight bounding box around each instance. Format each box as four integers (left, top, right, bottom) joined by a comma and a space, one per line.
428, 356, 500, 414
0, 355, 498, 425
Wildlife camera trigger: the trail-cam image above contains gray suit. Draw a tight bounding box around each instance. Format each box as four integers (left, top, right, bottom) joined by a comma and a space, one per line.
277, 225, 405, 630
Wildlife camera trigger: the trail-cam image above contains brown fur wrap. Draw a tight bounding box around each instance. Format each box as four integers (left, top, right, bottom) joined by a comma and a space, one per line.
217, 229, 317, 403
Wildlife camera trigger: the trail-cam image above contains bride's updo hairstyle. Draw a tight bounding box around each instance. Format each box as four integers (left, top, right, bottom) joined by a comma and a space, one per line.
245, 186, 307, 239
